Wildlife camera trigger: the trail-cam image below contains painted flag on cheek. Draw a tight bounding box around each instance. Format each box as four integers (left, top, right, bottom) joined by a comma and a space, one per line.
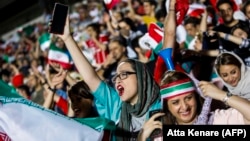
0, 79, 104, 141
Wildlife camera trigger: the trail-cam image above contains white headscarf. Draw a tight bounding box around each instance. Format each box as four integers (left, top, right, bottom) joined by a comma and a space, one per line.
214, 52, 250, 100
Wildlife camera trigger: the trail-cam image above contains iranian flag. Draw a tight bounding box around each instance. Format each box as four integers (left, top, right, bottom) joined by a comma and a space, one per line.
38, 32, 51, 52
47, 43, 73, 70
0, 79, 106, 141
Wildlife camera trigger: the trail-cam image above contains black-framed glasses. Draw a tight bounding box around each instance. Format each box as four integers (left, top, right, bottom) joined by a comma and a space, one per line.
112, 71, 136, 83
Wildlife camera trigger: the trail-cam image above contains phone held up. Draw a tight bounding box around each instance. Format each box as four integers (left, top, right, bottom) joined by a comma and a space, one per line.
149, 109, 163, 141
49, 3, 69, 35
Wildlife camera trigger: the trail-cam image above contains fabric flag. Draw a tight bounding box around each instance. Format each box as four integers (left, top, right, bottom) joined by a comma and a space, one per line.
139, 23, 164, 54
187, 7, 205, 18
187, 3, 205, 16
0, 79, 105, 141
47, 43, 73, 70
165, 0, 189, 25
19, 25, 35, 37
103, 0, 120, 10
85, 34, 109, 66
38, 32, 51, 52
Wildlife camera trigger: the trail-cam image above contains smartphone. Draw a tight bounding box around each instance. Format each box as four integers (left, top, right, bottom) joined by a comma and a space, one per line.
149, 109, 163, 140
49, 3, 69, 34
149, 109, 162, 121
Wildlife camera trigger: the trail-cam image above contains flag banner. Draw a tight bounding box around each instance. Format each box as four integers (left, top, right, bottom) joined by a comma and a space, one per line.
0, 98, 104, 141
47, 43, 73, 69
139, 23, 163, 54
85, 34, 109, 65
165, 0, 189, 25
38, 32, 51, 52
75, 118, 116, 131
0, 128, 11, 141
187, 3, 205, 16
0, 80, 105, 141
103, 0, 120, 10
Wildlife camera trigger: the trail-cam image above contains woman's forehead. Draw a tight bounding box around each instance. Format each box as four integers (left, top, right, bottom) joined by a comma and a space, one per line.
117, 62, 133, 71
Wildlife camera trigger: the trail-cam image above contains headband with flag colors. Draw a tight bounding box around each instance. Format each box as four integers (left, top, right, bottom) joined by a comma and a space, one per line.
160, 78, 195, 100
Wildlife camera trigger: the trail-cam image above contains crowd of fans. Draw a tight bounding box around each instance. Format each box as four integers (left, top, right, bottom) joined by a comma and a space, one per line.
1, 0, 250, 140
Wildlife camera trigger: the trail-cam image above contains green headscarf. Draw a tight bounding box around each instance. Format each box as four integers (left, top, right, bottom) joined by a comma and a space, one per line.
115, 59, 160, 141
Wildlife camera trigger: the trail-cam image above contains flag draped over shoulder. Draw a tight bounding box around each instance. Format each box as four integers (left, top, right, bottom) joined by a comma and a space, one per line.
0, 80, 104, 141
47, 43, 73, 70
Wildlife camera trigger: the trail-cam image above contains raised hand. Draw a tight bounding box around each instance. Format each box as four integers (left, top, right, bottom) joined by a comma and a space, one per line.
50, 62, 61, 72
199, 81, 225, 100
138, 112, 164, 141
50, 64, 67, 88
49, 12, 71, 42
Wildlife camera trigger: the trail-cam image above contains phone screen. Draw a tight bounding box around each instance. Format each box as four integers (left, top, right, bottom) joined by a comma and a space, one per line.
49, 3, 68, 34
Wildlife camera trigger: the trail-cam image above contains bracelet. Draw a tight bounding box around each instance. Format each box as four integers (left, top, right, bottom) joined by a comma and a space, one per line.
222, 96, 229, 105
222, 92, 232, 106
48, 86, 56, 94
224, 34, 230, 40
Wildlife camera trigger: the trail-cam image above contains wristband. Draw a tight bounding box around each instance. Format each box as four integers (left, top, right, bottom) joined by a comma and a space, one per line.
48, 87, 56, 94
222, 92, 232, 106
224, 34, 230, 40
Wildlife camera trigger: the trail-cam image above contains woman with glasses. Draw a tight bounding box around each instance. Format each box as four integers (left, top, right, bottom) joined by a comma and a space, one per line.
51, 11, 161, 141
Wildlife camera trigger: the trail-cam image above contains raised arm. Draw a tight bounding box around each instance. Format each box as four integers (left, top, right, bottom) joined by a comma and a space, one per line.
162, 0, 176, 50
103, 12, 119, 38
126, 0, 142, 22
216, 31, 249, 48
51, 13, 101, 92
199, 8, 208, 33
